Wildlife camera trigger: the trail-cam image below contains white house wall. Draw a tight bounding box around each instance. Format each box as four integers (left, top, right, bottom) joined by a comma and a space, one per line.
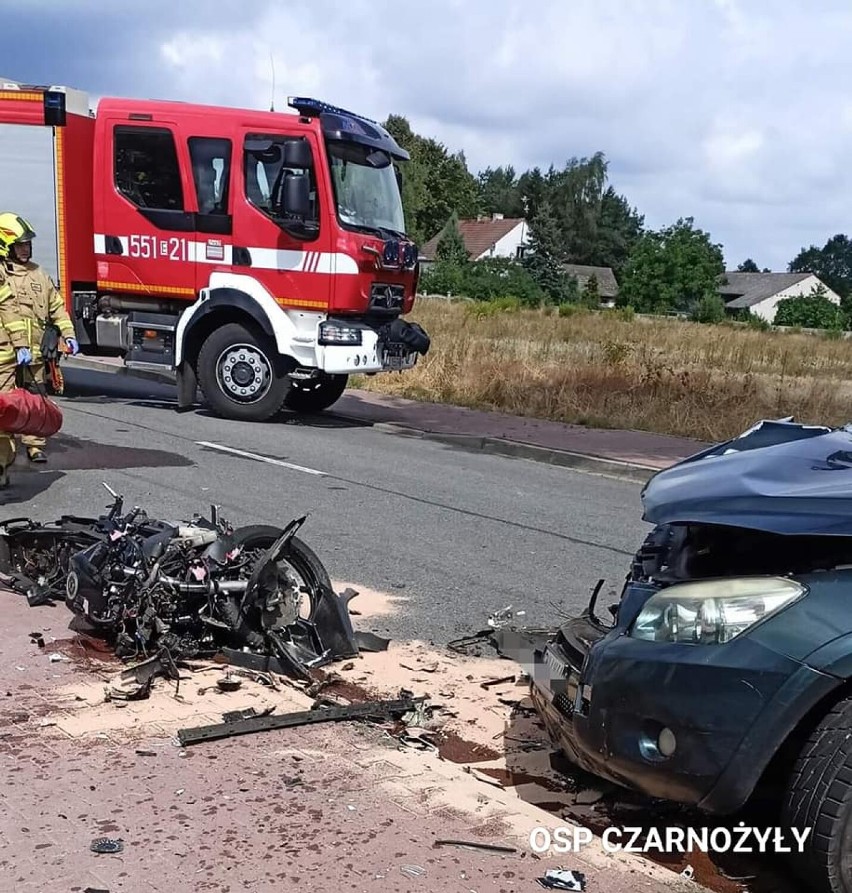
752, 275, 842, 322
475, 221, 529, 260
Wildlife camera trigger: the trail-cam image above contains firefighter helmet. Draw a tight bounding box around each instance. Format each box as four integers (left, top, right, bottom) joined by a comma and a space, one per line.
0, 213, 36, 258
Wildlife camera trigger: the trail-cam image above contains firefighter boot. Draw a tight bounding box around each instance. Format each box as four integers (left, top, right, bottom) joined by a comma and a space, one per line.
21, 432, 47, 463
25, 445, 46, 463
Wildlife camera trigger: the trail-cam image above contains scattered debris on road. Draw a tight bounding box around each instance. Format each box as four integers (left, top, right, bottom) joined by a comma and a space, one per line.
433, 839, 518, 854
400, 865, 426, 878
481, 674, 516, 689
177, 695, 424, 746
536, 869, 587, 891
89, 837, 123, 855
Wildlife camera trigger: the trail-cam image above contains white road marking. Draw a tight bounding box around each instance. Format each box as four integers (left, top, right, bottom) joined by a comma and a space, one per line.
196, 441, 327, 476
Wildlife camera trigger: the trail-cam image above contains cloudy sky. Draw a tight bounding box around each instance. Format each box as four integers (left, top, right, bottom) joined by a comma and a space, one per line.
5, 0, 852, 269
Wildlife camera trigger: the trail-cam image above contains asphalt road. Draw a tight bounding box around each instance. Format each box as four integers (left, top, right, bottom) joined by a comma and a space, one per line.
1, 369, 651, 644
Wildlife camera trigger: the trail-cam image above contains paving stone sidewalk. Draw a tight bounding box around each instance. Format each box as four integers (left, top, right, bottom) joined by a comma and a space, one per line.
0, 593, 699, 893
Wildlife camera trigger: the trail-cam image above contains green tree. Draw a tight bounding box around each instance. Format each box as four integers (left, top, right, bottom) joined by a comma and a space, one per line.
516, 168, 547, 220
579, 274, 600, 308
618, 217, 725, 314
789, 234, 852, 303
547, 153, 608, 264
459, 257, 544, 305
382, 116, 646, 284
595, 187, 645, 278
477, 166, 524, 217
691, 293, 727, 324
774, 284, 844, 329
523, 200, 576, 303
383, 114, 480, 244
418, 212, 470, 296
521, 154, 645, 275
737, 258, 760, 272
435, 212, 469, 266
526, 199, 563, 259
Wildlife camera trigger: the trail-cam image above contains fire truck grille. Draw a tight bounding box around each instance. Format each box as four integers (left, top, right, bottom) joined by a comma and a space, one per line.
369, 284, 405, 314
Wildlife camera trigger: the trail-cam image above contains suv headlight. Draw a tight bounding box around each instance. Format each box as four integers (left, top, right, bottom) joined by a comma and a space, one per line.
628, 577, 806, 644
318, 321, 362, 345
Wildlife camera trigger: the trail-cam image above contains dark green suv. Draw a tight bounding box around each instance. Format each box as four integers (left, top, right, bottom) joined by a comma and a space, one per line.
530, 420, 852, 893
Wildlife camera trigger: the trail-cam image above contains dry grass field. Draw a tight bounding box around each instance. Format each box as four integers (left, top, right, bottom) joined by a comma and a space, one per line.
351, 297, 852, 441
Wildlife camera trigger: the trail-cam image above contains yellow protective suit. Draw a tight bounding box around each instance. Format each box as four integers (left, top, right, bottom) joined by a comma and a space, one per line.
0, 260, 74, 454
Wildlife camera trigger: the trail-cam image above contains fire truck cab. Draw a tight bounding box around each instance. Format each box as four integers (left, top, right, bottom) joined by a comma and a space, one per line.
0, 79, 430, 421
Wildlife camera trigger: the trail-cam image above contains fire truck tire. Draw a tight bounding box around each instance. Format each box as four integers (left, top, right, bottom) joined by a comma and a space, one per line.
283, 373, 348, 413
196, 322, 289, 422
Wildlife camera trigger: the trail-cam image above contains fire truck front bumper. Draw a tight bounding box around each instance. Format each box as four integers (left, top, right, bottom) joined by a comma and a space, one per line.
316, 318, 430, 376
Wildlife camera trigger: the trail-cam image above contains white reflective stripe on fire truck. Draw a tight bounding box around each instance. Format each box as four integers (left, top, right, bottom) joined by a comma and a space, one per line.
93, 233, 128, 255
247, 248, 358, 275
93, 235, 358, 274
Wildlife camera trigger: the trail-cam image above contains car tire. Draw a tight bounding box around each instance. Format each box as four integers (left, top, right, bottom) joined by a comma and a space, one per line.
283, 373, 348, 413
781, 695, 852, 893
196, 322, 290, 422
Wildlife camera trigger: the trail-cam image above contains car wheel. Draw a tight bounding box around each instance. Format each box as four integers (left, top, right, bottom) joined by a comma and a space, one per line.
781, 695, 852, 893
196, 322, 289, 421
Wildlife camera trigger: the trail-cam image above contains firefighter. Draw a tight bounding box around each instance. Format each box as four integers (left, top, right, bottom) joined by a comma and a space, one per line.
0, 212, 78, 465
0, 256, 15, 487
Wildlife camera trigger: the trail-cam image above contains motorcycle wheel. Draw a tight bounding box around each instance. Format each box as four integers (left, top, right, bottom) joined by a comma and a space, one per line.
220, 524, 333, 649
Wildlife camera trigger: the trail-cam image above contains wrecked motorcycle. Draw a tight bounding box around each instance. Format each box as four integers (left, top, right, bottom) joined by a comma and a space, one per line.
0, 483, 360, 678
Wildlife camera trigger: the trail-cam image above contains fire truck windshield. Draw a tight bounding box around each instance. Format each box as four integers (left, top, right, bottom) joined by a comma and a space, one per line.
327, 141, 406, 238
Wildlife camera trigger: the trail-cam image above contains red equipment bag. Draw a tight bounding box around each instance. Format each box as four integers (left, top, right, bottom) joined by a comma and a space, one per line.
0, 386, 63, 438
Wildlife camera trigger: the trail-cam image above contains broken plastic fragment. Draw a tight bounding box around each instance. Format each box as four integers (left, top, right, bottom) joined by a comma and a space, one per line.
400, 865, 425, 878
487, 605, 514, 628
402, 700, 433, 729
536, 869, 586, 891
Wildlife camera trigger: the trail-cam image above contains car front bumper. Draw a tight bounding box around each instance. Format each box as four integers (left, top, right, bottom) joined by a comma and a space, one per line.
529, 609, 813, 813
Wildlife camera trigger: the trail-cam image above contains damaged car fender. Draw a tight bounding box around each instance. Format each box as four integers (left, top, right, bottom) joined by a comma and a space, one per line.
697, 661, 842, 814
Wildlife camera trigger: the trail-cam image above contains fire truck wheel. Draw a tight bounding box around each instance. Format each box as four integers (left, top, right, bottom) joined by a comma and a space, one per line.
283, 373, 348, 413
196, 322, 289, 421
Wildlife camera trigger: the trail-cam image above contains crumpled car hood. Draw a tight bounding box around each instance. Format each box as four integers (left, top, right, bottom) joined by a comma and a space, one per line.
641, 419, 852, 535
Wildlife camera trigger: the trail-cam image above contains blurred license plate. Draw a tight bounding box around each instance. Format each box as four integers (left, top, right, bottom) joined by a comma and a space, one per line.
383, 350, 411, 370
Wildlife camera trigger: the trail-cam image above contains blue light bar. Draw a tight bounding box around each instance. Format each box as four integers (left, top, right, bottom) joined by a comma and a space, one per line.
286, 95, 410, 162
287, 96, 379, 126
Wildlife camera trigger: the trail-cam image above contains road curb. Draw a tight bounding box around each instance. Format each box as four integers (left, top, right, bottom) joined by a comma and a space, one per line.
370, 421, 660, 483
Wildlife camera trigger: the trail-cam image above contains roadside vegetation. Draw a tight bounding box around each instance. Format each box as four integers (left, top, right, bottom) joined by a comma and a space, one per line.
352, 297, 852, 443
369, 114, 852, 442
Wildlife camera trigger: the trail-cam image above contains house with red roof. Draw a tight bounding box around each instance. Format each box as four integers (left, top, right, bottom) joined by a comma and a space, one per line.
420, 213, 529, 266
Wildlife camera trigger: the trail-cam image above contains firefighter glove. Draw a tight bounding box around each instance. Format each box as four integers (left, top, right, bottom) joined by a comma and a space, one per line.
65, 338, 79, 356
16, 347, 31, 366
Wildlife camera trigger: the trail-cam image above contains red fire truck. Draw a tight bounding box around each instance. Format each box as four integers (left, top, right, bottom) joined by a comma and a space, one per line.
0, 78, 430, 421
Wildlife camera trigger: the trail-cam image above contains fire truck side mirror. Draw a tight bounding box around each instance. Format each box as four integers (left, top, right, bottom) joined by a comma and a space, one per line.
281, 138, 313, 170
278, 173, 311, 222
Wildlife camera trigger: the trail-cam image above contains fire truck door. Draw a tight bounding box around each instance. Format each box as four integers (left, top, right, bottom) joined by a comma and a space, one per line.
233, 130, 331, 311
96, 121, 197, 298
